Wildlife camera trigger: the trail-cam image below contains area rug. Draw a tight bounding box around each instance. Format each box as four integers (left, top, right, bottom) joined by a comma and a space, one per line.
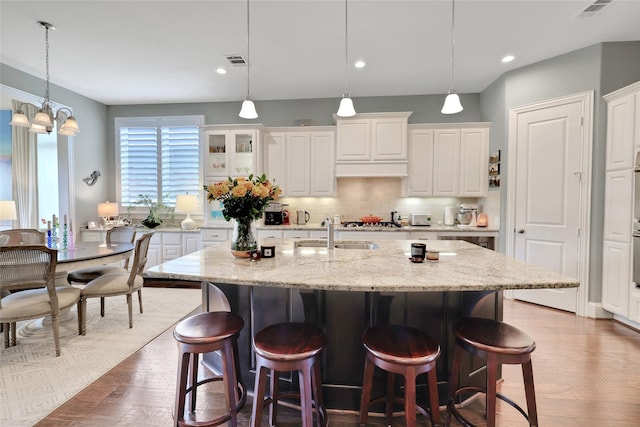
0, 287, 202, 427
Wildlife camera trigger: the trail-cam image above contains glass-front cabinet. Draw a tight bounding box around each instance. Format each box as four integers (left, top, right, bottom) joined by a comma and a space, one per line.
202, 125, 262, 225
204, 128, 259, 178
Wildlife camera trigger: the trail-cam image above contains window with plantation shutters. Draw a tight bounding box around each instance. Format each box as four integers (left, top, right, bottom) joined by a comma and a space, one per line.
116, 116, 204, 210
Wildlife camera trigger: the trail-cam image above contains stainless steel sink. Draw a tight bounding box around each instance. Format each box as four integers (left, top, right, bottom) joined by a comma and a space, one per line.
293, 240, 379, 250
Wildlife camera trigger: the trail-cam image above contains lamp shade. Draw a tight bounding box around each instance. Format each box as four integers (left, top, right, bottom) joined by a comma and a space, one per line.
337, 95, 357, 117
175, 194, 198, 213
0, 200, 17, 220
239, 99, 258, 119
9, 112, 30, 127
98, 201, 119, 218
441, 92, 463, 114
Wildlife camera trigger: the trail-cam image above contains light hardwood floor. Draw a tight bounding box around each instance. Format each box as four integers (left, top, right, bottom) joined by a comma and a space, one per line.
36, 299, 640, 426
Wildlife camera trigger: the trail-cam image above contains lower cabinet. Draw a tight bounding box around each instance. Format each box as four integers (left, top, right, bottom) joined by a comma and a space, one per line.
337, 231, 409, 240
602, 240, 632, 316
201, 227, 230, 249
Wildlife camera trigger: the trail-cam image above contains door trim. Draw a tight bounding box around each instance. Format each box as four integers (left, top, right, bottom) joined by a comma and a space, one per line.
505, 91, 594, 317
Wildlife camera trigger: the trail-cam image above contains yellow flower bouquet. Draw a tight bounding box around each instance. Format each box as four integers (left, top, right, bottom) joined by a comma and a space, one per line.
204, 174, 281, 256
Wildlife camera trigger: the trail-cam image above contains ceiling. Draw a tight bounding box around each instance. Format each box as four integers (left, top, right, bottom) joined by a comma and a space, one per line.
1, 0, 639, 106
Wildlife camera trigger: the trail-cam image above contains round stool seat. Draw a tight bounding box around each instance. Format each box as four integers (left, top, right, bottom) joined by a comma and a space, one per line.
363, 324, 440, 365
454, 317, 536, 355
174, 311, 244, 345
253, 322, 326, 361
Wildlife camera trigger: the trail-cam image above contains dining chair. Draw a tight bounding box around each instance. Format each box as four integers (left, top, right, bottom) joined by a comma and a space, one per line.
0, 229, 46, 246
77, 232, 153, 335
0, 245, 81, 356
67, 226, 137, 285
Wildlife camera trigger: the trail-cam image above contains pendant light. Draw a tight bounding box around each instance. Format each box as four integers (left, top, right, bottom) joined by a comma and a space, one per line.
336, 0, 356, 117
441, 0, 463, 114
239, 0, 258, 119
9, 21, 81, 135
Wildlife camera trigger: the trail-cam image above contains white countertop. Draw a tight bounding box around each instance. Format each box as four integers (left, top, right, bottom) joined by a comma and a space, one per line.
145, 239, 577, 293
205, 223, 500, 233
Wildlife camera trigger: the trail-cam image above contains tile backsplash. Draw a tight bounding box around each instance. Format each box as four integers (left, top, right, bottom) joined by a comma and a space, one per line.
276, 178, 501, 227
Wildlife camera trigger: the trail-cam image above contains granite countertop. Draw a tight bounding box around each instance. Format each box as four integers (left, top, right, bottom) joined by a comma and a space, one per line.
145, 239, 578, 293
240, 224, 499, 233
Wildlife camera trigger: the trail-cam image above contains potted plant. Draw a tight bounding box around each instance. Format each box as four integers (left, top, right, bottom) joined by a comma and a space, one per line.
128, 194, 174, 228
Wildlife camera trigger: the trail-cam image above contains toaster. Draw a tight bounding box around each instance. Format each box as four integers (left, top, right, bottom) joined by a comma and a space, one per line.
410, 213, 432, 226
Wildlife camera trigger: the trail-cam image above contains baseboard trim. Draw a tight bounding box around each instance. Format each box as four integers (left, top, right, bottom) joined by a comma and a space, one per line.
586, 302, 613, 319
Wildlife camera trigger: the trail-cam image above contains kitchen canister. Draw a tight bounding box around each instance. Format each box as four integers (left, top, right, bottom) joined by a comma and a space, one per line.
261, 245, 275, 258
410, 243, 426, 259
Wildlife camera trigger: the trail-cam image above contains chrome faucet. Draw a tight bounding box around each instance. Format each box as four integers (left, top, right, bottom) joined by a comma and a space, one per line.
325, 216, 334, 250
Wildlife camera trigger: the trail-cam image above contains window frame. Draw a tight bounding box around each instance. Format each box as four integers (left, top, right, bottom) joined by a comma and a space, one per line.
115, 115, 204, 219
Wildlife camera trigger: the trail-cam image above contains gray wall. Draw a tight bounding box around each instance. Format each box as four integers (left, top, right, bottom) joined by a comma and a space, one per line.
479, 41, 640, 303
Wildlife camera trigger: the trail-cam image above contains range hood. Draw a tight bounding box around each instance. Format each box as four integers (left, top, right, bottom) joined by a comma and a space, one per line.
335, 161, 408, 177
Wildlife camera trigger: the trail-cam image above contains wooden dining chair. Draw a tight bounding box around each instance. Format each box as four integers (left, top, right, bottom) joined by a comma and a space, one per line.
0, 245, 81, 356
67, 226, 137, 285
77, 232, 153, 335
0, 229, 46, 246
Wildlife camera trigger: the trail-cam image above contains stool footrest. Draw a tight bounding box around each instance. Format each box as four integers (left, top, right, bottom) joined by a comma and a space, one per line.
365, 395, 431, 420
448, 386, 532, 427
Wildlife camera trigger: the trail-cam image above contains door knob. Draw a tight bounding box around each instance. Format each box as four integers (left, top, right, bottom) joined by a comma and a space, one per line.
516, 229, 525, 234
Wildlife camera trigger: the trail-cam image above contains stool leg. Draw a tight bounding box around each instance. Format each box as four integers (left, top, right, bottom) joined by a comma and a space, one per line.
221, 341, 238, 427
174, 347, 191, 426
299, 364, 314, 427
522, 359, 538, 427
386, 372, 395, 426
359, 356, 375, 426
189, 353, 198, 413
251, 362, 268, 427
486, 354, 498, 427
448, 344, 463, 403
427, 366, 442, 426
311, 358, 325, 427
404, 372, 417, 427
269, 369, 279, 427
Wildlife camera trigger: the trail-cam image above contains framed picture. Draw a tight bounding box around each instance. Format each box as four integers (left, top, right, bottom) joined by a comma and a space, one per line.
489, 150, 501, 163
489, 163, 500, 176
489, 175, 501, 188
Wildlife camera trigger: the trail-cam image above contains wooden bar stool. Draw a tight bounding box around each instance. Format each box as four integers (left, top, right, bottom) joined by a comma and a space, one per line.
447, 317, 538, 427
359, 324, 442, 427
251, 322, 326, 427
173, 311, 246, 427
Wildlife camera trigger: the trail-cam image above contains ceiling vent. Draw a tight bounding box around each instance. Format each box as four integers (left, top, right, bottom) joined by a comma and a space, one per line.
575, 0, 614, 18
225, 55, 247, 66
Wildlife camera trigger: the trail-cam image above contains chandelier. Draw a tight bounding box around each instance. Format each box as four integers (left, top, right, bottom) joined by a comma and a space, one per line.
9, 21, 81, 136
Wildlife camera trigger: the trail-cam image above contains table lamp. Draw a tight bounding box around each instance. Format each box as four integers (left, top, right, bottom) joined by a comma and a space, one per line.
0, 200, 17, 227
98, 201, 119, 228
175, 194, 198, 230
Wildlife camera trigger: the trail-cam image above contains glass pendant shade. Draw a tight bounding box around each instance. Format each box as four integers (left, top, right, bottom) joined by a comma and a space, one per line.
60, 116, 80, 133
58, 127, 77, 136
9, 111, 30, 127
28, 124, 48, 134
239, 98, 258, 119
337, 95, 356, 117
441, 92, 463, 114
33, 109, 54, 127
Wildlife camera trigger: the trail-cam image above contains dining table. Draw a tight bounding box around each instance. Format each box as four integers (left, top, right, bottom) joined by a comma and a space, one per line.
54, 241, 135, 284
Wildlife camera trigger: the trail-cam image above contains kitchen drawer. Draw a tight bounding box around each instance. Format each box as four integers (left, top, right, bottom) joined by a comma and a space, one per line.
408, 230, 438, 241
258, 230, 283, 240
283, 230, 309, 239
162, 232, 182, 245
201, 228, 230, 241
162, 245, 183, 261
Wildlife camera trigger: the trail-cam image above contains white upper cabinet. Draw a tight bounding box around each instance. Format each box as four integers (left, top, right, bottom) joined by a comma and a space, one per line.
335, 112, 411, 177
407, 128, 434, 196
263, 127, 336, 197
459, 127, 489, 197
605, 92, 636, 171
406, 123, 489, 197
433, 129, 461, 196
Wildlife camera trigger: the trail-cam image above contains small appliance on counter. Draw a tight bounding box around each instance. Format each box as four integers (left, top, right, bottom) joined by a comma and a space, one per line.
264, 202, 284, 225
410, 213, 432, 226
444, 206, 456, 226
457, 204, 478, 226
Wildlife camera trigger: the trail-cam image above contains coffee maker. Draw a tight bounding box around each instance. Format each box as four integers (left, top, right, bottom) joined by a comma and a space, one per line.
264, 202, 284, 225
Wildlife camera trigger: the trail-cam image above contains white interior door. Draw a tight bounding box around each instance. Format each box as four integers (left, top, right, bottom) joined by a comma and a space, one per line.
511, 99, 585, 312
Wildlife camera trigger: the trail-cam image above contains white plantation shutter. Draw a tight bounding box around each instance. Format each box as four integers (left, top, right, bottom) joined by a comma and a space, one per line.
116, 116, 203, 209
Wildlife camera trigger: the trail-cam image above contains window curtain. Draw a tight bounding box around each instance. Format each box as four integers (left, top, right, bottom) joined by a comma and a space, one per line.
11, 100, 39, 228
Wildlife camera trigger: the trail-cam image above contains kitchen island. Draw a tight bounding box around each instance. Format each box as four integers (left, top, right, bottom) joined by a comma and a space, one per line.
145, 239, 578, 410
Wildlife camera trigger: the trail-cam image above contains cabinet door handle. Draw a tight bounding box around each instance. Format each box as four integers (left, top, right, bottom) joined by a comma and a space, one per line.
516, 229, 525, 234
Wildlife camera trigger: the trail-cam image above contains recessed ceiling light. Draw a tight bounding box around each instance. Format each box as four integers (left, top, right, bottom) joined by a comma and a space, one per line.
354, 60, 366, 69
501, 55, 515, 63
216, 67, 227, 75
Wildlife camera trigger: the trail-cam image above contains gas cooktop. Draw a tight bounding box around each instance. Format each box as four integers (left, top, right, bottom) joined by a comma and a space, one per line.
341, 221, 401, 228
